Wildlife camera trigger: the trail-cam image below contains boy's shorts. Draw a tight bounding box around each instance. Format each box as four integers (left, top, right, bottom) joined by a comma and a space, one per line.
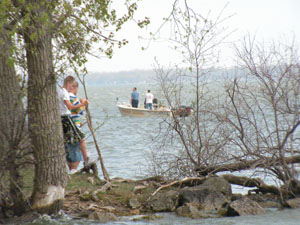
61, 115, 85, 144
65, 142, 83, 163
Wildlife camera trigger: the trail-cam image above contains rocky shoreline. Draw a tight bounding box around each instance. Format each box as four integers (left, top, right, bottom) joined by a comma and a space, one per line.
3, 170, 300, 224
61, 173, 284, 223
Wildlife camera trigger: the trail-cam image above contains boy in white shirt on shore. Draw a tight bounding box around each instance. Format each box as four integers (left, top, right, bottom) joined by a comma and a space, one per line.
58, 76, 89, 174
68, 81, 91, 169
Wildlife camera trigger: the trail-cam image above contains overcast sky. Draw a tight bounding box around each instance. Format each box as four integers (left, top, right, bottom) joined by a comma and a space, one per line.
86, 0, 300, 73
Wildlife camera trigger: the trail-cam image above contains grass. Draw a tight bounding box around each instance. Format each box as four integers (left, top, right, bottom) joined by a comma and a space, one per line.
66, 173, 105, 190
13, 167, 162, 218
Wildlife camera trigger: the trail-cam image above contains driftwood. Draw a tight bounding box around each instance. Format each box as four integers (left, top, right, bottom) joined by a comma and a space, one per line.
147, 174, 291, 202
196, 155, 300, 176
222, 174, 300, 198
147, 177, 206, 201
221, 174, 281, 195
99, 182, 113, 192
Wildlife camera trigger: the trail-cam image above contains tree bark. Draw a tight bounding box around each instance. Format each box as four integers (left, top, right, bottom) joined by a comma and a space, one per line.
0, 28, 28, 215
23, 0, 67, 213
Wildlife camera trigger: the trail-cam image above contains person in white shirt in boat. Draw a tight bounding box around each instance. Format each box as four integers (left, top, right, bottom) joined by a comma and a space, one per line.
145, 90, 154, 110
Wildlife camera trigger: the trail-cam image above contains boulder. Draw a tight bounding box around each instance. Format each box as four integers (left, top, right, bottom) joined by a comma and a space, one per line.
227, 197, 266, 216
286, 198, 300, 208
129, 198, 141, 209
88, 212, 117, 222
203, 177, 232, 196
176, 203, 214, 219
178, 177, 232, 211
247, 193, 281, 208
147, 190, 179, 212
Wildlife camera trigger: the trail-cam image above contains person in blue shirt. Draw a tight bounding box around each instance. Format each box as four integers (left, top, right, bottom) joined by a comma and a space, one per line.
130, 87, 139, 108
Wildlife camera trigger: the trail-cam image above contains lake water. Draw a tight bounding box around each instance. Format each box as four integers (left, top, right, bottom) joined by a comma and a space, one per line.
81, 83, 165, 180
33, 83, 300, 224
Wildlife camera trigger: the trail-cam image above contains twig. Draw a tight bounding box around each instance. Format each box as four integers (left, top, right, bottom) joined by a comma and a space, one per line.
77, 74, 110, 181
146, 177, 205, 201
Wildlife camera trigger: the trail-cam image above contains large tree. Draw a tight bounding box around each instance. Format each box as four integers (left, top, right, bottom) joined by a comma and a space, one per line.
22, 0, 67, 213
0, 0, 149, 216
0, 2, 31, 216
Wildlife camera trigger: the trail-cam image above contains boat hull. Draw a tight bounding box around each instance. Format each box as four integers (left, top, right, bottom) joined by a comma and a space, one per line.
117, 103, 171, 118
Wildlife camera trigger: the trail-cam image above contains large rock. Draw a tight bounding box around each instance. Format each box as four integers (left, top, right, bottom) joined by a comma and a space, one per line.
286, 198, 300, 208
176, 203, 217, 219
147, 190, 179, 212
227, 197, 266, 216
178, 177, 232, 211
129, 198, 141, 209
202, 177, 232, 196
88, 212, 117, 222
246, 193, 281, 208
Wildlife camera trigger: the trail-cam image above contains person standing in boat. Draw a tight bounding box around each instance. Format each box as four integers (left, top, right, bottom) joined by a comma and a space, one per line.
145, 90, 154, 110
130, 87, 139, 108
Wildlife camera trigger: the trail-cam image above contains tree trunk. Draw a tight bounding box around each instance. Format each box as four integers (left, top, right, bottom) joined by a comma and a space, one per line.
0, 29, 28, 215
23, 0, 67, 214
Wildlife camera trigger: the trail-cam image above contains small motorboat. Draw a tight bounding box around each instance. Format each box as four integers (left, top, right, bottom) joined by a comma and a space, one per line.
174, 105, 193, 117
117, 102, 171, 118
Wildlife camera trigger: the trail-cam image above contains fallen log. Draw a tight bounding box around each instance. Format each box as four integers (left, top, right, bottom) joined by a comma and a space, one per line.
221, 174, 281, 195
196, 155, 300, 176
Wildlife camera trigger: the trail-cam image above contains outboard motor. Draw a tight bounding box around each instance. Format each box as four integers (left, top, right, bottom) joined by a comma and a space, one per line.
176, 105, 192, 117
